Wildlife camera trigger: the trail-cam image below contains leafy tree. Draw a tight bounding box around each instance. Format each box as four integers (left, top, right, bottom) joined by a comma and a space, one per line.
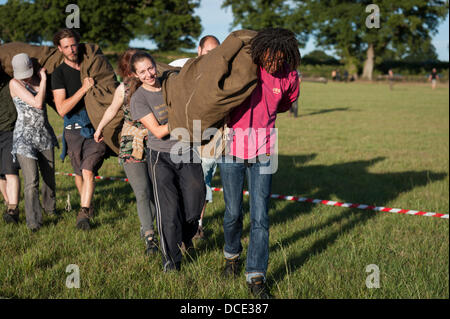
133, 0, 202, 51
0, 0, 203, 51
221, 0, 310, 47
0, 0, 140, 49
303, 50, 339, 64
0, 0, 47, 43
298, 0, 449, 79
403, 40, 439, 62
222, 0, 449, 79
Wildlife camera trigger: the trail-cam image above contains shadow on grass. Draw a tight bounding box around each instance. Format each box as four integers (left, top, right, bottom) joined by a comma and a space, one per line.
300, 107, 353, 117
204, 154, 447, 284
51, 154, 447, 277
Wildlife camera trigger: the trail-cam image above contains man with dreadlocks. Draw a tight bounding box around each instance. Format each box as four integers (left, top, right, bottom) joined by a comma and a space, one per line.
219, 27, 300, 299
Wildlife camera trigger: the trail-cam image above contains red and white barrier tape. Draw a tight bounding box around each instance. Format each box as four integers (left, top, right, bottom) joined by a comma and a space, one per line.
55, 172, 448, 219
56, 172, 129, 182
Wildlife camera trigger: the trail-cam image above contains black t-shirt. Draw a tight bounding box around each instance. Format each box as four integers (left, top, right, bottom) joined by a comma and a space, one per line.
51, 62, 86, 115
0, 72, 17, 132
431, 70, 438, 80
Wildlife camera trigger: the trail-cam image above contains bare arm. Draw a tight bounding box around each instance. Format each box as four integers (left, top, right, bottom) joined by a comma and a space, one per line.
94, 83, 125, 143
9, 69, 47, 109
139, 113, 169, 139
53, 77, 94, 118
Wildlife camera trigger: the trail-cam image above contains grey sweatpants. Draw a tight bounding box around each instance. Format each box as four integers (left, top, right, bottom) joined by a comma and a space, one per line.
123, 161, 156, 235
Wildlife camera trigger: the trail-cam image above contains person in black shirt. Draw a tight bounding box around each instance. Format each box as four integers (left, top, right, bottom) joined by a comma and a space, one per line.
51, 29, 107, 230
428, 68, 439, 90
0, 72, 20, 223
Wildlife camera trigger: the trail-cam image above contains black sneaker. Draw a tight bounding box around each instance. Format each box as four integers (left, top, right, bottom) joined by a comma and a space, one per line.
3, 207, 19, 224
247, 276, 271, 299
223, 256, 240, 278
76, 207, 91, 230
46, 210, 57, 216
30, 226, 40, 233
144, 234, 159, 255
164, 261, 181, 272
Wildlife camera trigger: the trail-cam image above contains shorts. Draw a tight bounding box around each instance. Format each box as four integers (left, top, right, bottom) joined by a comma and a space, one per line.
0, 131, 20, 178
64, 128, 107, 176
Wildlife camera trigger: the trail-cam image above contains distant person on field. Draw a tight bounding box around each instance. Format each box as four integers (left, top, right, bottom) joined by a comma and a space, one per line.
388, 69, 394, 90
428, 68, 439, 90
51, 29, 107, 230
331, 69, 337, 81
343, 70, 349, 82
9, 53, 58, 232
94, 49, 158, 255
0, 70, 21, 224
169, 35, 221, 241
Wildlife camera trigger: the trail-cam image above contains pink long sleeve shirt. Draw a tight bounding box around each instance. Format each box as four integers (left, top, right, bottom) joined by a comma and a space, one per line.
226, 65, 300, 160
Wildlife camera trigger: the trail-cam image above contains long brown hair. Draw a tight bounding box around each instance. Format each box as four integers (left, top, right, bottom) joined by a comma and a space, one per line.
117, 49, 137, 80
117, 49, 141, 104
128, 51, 157, 99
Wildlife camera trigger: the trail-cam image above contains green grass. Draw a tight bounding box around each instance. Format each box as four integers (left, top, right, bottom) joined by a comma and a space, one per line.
0, 80, 448, 299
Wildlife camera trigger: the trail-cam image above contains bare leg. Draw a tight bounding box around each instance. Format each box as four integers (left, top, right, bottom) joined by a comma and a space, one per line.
0, 178, 8, 205
193, 202, 207, 240
75, 174, 83, 204
200, 202, 206, 226
80, 169, 95, 208
5, 174, 20, 206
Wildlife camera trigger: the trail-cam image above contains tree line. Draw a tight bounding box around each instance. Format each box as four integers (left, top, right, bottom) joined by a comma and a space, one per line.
0, 0, 202, 51
1, 0, 448, 80
223, 0, 449, 79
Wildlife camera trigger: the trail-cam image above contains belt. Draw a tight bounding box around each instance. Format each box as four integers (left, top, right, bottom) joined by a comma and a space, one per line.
65, 123, 82, 130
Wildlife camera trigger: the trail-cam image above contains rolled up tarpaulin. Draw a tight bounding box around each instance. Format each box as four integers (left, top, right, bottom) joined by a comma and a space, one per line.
0, 42, 120, 155
162, 29, 258, 143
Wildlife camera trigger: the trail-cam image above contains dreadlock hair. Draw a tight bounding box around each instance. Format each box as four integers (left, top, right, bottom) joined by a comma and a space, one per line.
128, 51, 157, 99
250, 28, 301, 73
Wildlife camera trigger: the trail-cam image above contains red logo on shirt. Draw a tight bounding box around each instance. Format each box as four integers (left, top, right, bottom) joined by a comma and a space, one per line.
273, 88, 281, 94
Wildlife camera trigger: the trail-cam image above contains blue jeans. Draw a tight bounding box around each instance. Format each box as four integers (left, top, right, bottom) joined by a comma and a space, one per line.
219, 157, 272, 282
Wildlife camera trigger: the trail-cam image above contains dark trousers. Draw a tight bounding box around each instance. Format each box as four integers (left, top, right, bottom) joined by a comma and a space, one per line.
148, 149, 205, 270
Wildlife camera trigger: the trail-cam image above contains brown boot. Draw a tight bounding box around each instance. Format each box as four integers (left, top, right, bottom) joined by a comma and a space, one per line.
3, 206, 19, 224
76, 207, 91, 230
88, 205, 95, 219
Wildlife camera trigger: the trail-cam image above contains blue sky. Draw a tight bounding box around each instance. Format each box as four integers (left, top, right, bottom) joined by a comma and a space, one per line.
1, 0, 448, 60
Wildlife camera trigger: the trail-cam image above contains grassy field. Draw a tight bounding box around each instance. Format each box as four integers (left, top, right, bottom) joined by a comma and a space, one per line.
0, 78, 448, 299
